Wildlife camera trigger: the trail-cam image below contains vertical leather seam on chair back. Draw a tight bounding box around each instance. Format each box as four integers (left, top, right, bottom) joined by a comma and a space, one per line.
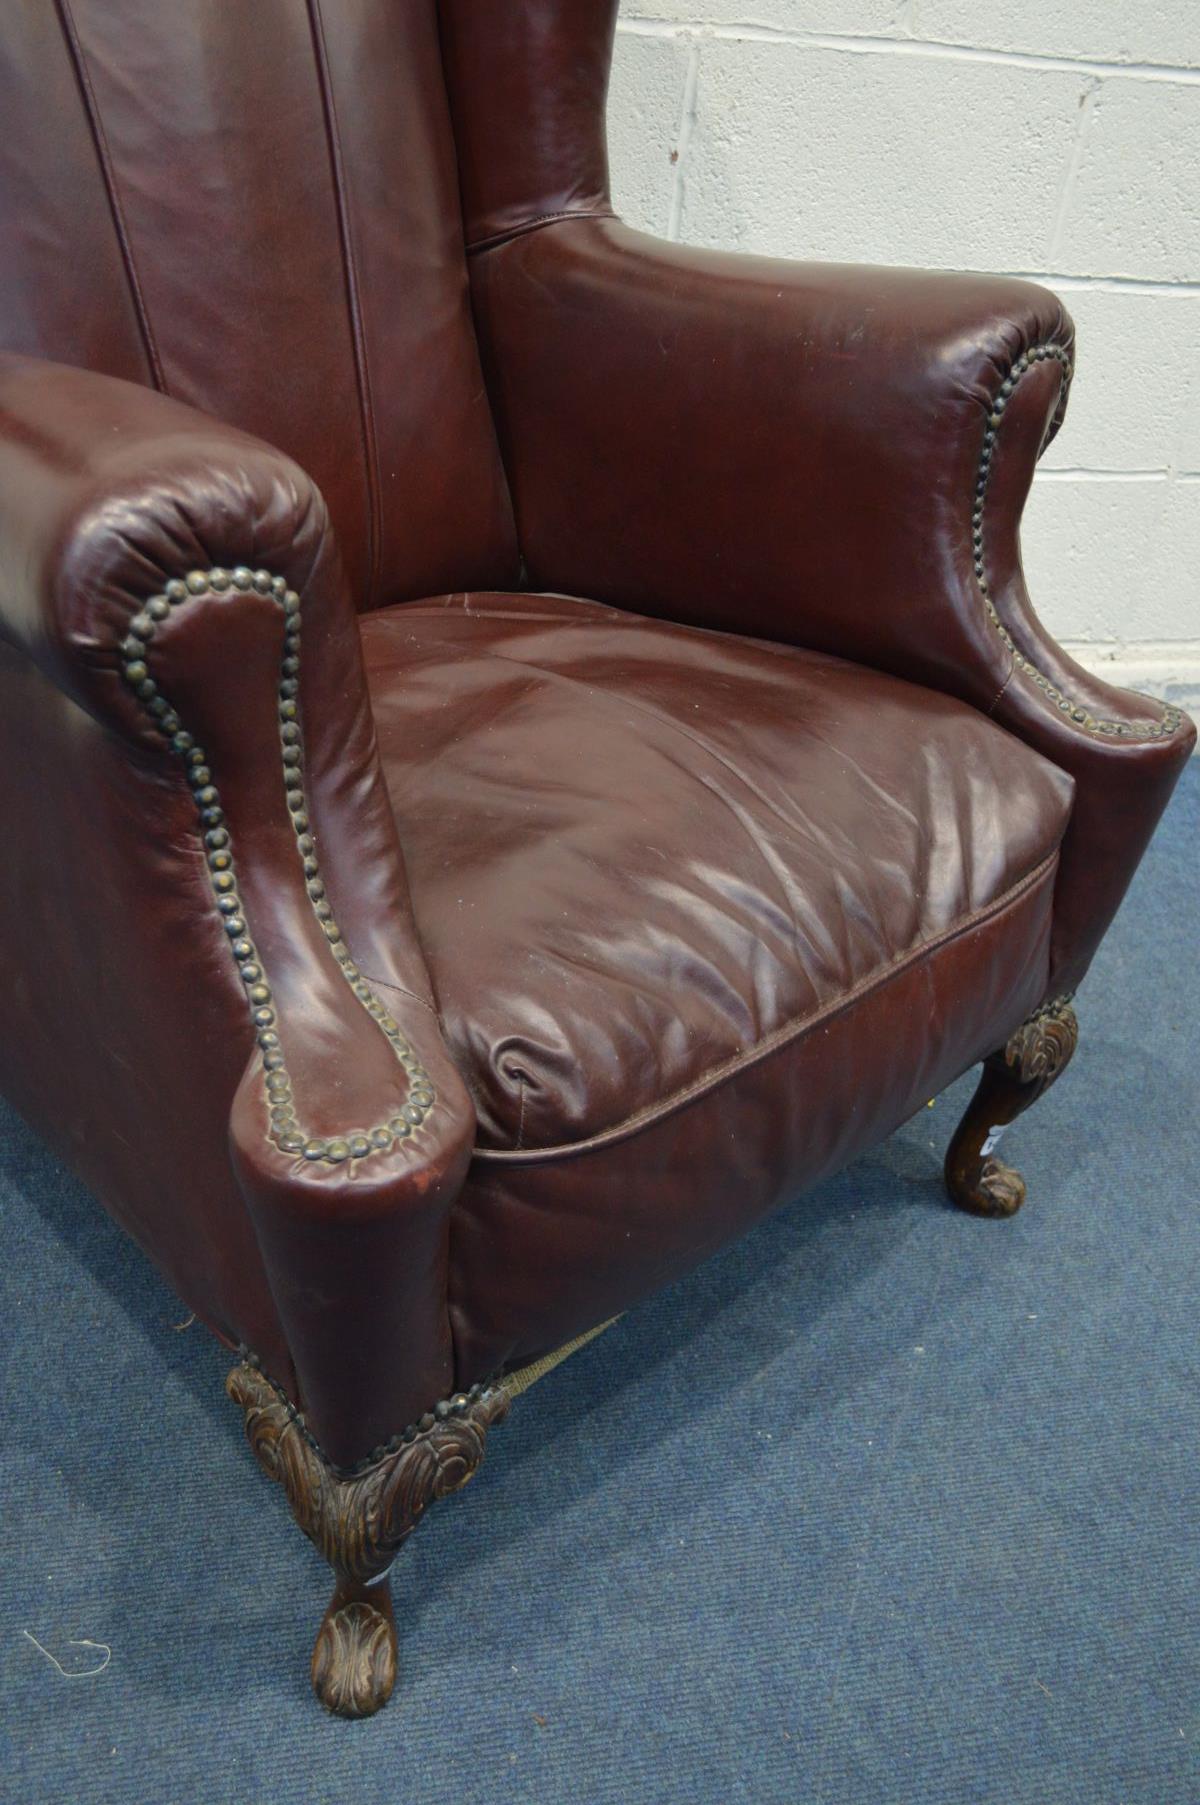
7, 1, 522, 604
429, 13, 527, 585
52, 0, 166, 392
305, 0, 383, 612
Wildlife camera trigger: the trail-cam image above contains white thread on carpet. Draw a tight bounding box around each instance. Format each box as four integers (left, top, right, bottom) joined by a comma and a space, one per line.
20, 1630, 111, 1678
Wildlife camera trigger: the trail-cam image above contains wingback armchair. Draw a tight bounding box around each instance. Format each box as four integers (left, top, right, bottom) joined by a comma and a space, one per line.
0, 0, 1192, 1718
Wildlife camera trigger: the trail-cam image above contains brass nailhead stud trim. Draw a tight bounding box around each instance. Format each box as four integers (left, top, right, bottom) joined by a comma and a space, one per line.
973, 343, 1182, 741
119, 567, 436, 1166
235, 1346, 499, 1479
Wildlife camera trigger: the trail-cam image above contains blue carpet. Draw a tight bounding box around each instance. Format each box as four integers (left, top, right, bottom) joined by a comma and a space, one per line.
1, 763, 1197, 1805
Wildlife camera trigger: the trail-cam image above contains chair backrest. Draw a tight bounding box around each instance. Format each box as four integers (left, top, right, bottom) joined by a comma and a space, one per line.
0, 0, 525, 606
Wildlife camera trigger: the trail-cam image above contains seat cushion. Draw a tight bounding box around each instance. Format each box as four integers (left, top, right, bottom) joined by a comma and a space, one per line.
362, 591, 1074, 1376
363, 591, 1072, 1152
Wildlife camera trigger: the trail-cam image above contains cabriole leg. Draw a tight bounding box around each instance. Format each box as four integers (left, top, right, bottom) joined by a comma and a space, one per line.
226, 1362, 509, 1717
944, 995, 1079, 1218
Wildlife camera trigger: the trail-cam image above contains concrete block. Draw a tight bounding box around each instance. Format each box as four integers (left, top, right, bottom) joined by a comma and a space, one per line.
609, 30, 694, 235
1021, 474, 1195, 644
1041, 290, 1200, 474
1056, 78, 1200, 282
679, 39, 1083, 270
620, 2, 905, 30
916, 1, 1200, 69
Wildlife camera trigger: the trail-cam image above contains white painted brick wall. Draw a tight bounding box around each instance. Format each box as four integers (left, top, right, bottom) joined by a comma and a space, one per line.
607, 2, 1200, 713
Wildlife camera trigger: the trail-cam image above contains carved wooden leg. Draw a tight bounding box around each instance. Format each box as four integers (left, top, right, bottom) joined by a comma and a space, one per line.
226, 1362, 509, 1718
944, 994, 1079, 1218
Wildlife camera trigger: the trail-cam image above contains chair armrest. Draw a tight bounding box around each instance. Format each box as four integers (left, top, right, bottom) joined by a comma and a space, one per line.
468, 219, 1057, 697
465, 218, 1193, 989
0, 354, 474, 1464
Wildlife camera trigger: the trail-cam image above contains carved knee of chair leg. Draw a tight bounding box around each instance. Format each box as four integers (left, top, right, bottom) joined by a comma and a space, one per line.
944, 995, 1079, 1218
227, 1362, 510, 1717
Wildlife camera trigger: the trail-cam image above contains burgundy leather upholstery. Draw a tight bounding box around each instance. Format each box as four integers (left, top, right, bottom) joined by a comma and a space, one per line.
363, 593, 1071, 1372
363, 594, 1073, 1154
0, 356, 476, 1458
0, 0, 1192, 1465
0, 0, 518, 606
464, 218, 1193, 993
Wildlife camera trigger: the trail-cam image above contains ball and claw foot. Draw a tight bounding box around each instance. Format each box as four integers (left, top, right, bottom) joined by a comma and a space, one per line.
226, 1361, 509, 1718
954, 1152, 1027, 1220
944, 995, 1078, 1218
311, 1575, 397, 1719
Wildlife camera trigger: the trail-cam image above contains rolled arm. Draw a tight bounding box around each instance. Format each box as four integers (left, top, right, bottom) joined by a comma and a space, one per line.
466, 218, 1194, 990
0, 355, 473, 1464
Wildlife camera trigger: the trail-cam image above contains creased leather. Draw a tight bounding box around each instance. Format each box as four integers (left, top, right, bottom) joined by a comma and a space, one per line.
363, 593, 1074, 1153
361, 589, 1069, 1376
447, 847, 1060, 1382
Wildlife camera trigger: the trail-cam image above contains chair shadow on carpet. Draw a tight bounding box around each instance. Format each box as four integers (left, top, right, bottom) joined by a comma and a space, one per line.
1, 1059, 1091, 1708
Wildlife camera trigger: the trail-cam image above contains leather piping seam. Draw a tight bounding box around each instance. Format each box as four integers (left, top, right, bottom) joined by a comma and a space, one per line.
986, 664, 1016, 719
116, 565, 436, 1167
474, 847, 1061, 1167
235, 1345, 503, 1480
466, 207, 617, 255
53, 0, 167, 391
976, 342, 1182, 741
349, 969, 442, 1021
306, 0, 383, 611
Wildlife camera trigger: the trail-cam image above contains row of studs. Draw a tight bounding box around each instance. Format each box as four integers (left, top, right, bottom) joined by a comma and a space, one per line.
237, 1348, 502, 1479
973, 343, 1183, 741
119, 566, 435, 1166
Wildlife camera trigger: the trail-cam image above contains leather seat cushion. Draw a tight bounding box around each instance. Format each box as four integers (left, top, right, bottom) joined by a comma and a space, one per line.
362, 591, 1074, 1154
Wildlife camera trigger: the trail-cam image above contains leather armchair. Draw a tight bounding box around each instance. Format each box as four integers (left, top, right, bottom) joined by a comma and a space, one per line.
1, 0, 1192, 1718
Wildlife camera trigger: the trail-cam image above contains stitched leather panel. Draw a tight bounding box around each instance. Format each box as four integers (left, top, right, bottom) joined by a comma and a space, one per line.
0, 0, 518, 606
